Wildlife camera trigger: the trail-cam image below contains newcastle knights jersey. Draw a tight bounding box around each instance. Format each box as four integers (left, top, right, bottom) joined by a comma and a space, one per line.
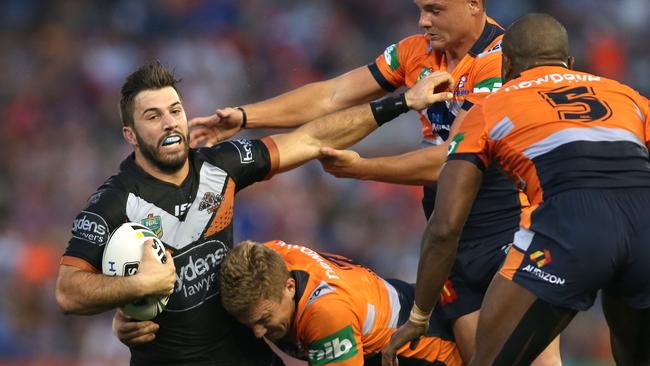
62, 138, 280, 365
368, 19, 524, 241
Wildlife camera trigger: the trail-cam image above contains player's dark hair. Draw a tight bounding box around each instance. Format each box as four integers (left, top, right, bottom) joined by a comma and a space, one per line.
119, 61, 182, 127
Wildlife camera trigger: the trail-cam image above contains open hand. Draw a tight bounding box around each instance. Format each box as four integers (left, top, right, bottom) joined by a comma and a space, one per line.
319, 147, 364, 179
189, 107, 245, 147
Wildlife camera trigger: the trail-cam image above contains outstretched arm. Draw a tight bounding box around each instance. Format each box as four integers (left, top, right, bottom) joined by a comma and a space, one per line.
319, 108, 468, 186
189, 66, 386, 147
268, 72, 454, 173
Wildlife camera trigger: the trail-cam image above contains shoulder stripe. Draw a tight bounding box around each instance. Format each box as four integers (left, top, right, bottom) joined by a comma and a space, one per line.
363, 304, 376, 336
368, 63, 398, 92
383, 279, 401, 328
523, 127, 647, 159
488, 116, 515, 141
469, 21, 505, 57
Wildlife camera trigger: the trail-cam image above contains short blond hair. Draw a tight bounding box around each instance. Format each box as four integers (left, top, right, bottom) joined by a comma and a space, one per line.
220, 241, 290, 318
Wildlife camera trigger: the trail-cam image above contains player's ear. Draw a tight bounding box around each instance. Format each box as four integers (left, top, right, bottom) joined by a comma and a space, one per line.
123, 126, 138, 147
501, 53, 513, 82
566, 56, 575, 70
468, 0, 482, 15
286, 277, 296, 296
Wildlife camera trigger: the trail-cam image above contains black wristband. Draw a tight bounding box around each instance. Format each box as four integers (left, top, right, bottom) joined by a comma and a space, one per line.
370, 93, 409, 126
236, 107, 247, 129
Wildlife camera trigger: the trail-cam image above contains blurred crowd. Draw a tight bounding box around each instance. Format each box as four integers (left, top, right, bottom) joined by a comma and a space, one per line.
0, 0, 647, 364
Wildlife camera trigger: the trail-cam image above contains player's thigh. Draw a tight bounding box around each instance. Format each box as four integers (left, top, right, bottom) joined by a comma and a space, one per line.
472, 275, 575, 366
602, 292, 650, 365
451, 310, 479, 363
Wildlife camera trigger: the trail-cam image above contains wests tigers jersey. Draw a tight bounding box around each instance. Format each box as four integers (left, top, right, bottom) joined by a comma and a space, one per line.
62, 138, 280, 365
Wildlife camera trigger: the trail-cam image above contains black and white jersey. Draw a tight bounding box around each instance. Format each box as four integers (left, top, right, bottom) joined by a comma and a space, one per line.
63, 138, 281, 365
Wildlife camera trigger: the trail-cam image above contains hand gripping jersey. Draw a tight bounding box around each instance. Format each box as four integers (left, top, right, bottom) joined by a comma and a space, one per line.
265, 241, 462, 366
62, 139, 280, 365
369, 18, 523, 241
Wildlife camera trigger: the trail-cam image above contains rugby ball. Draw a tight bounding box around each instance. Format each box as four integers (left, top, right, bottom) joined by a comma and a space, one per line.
102, 222, 170, 320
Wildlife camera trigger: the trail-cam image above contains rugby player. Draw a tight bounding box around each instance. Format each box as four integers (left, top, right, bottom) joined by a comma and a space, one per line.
189, 1, 560, 363
55, 61, 452, 365
220, 240, 463, 366
383, 14, 650, 365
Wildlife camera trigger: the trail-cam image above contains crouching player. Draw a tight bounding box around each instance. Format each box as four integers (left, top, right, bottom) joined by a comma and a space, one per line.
220, 240, 462, 366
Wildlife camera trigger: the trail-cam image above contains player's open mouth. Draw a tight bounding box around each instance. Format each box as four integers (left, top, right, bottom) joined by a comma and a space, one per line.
161, 135, 182, 147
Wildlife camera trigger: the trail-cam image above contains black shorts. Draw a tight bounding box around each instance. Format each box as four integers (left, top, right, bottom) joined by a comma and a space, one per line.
436, 229, 514, 320
501, 189, 650, 311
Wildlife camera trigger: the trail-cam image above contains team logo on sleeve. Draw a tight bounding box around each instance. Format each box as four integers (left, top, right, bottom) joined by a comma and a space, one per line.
229, 139, 254, 164
473, 77, 502, 93
71, 211, 109, 245
447, 133, 465, 156
307, 325, 358, 365
383, 44, 400, 71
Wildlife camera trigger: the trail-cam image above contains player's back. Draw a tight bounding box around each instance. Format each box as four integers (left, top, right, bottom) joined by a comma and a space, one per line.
267, 241, 396, 352
475, 65, 650, 205
265, 241, 460, 365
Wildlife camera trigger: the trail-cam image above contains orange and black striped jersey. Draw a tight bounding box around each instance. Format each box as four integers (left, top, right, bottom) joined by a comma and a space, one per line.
370, 18, 503, 144
450, 65, 650, 229
264, 241, 462, 366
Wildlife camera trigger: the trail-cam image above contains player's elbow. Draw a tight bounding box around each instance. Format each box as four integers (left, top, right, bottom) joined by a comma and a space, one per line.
55, 282, 79, 314
55, 271, 90, 315
422, 220, 463, 253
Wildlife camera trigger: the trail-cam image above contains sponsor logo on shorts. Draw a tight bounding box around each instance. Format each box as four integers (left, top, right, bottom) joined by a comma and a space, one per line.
440, 279, 458, 305
141, 213, 163, 238
230, 139, 255, 164
71, 211, 109, 246
530, 249, 552, 267
307, 325, 358, 366
522, 264, 565, 285
383, 44, 400, 71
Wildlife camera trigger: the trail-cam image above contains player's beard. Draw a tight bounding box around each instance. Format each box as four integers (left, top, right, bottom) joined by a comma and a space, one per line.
136, 132, 190, 174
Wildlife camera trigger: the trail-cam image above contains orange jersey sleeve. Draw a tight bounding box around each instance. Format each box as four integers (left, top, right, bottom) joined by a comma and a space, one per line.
447, 103, 491, 170
296, 298, 364, 366
372, 35, 429, 91
636, 95, 650, 148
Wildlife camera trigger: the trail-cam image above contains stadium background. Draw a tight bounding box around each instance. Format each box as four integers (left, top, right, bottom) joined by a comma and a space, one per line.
0, 0, 647, 364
